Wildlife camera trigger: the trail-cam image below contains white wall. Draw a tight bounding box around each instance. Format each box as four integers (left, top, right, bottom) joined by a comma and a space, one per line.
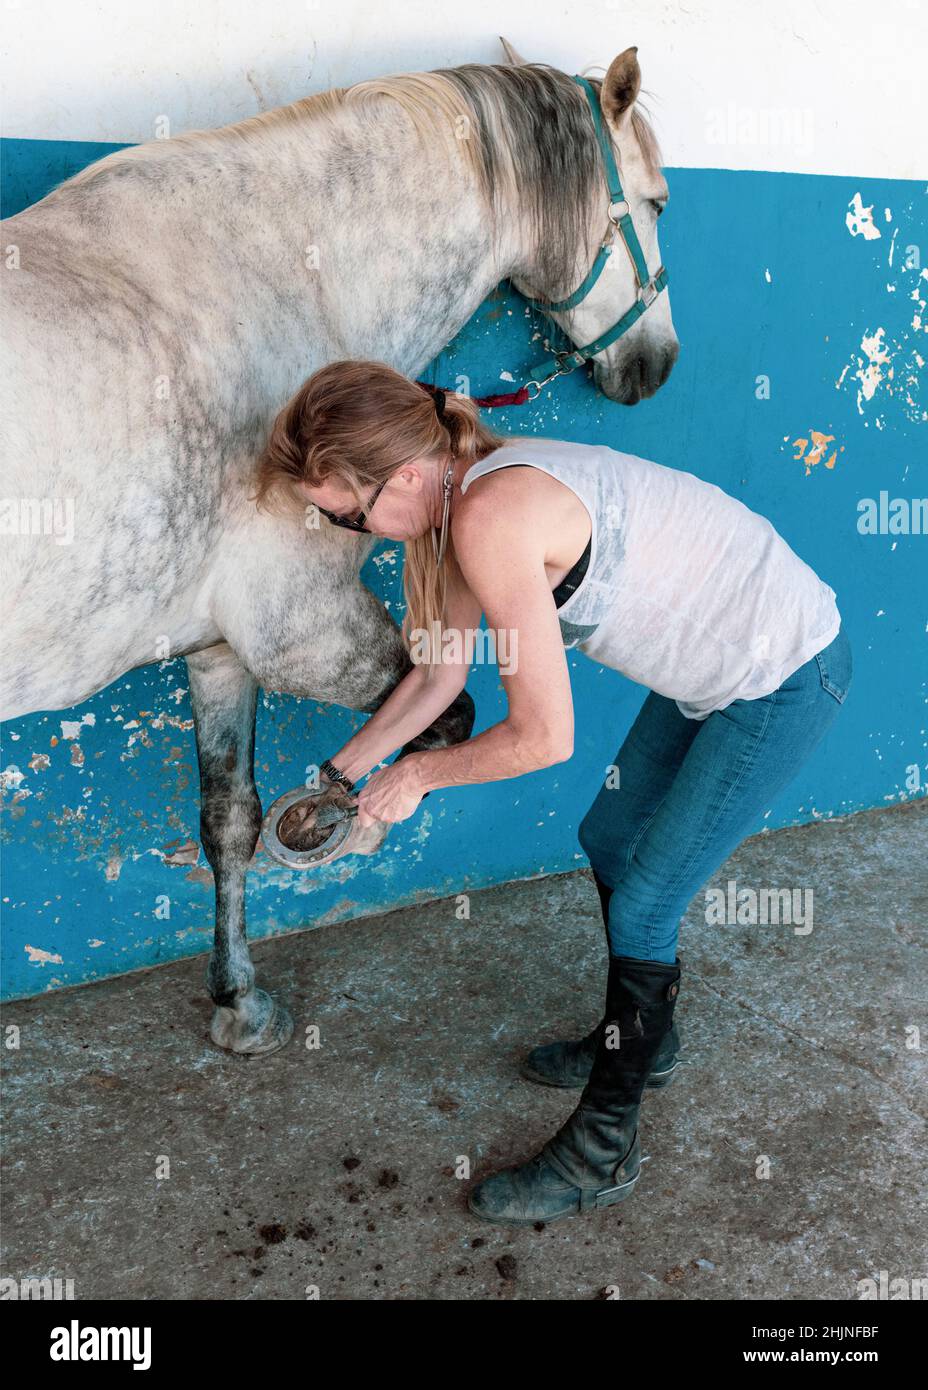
1, 0, 924, 178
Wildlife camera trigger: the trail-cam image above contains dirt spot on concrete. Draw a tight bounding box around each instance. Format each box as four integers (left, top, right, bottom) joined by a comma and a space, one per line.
258, 1222, 287, 1245
428, 1089, 461, 1113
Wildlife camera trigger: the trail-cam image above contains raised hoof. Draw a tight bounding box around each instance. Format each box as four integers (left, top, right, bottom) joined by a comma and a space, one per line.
468, 1151, 639, 1228
210, 989, 294, 1056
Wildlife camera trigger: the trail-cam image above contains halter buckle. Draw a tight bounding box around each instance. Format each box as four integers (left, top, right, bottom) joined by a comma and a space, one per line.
608, 199, 630, 224
638, 272, 662, 308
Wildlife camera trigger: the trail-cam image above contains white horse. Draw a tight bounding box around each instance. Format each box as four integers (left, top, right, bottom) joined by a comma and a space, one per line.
0, 41, 677, 1053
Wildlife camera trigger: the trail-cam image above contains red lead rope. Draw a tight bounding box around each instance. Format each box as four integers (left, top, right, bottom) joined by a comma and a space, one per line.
416, 379, 531, 409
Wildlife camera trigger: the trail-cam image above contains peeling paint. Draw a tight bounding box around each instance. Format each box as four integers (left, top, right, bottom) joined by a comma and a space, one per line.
160, 839, 200, 867
791, 429, 844, 475
846, 192, 881, 240
856, 328, 892, 405
835, 235, 925, 425
184, 866, 213, 888
371, 548, 399, 570
24, 944, 64, 965
60, 713, 96, 740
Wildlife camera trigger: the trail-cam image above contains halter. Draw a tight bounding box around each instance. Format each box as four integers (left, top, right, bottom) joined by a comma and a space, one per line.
521, 75, 668, 399
417, 75, 670, 410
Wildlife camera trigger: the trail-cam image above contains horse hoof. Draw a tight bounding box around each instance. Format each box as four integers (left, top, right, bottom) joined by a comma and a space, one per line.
210, 989, 294, 1056
350, 819, 391, 856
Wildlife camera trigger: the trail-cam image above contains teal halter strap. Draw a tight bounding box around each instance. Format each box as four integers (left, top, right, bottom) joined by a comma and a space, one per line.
523, 74, 668, 395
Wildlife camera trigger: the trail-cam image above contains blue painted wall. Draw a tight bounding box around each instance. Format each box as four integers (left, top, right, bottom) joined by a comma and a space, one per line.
2, 140, 925, 999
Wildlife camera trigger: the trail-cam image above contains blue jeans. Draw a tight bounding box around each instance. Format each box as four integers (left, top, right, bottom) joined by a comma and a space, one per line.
577, 627, 853, 962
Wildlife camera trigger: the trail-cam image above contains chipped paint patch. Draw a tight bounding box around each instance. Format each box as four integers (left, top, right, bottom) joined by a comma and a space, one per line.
24, 944, 64, 965
60, 713, 96, 740
148, 713, 194, 733
791, 429, 845, 475
371, 548, 399, 570
835, 252, 925, 425
846, 192, 881, 240
856, 328, 892, 405
160, 839, 200, 867
184, 866, 213, 888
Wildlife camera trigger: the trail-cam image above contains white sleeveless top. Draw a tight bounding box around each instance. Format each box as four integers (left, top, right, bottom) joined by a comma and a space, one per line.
460, 437, 840, 719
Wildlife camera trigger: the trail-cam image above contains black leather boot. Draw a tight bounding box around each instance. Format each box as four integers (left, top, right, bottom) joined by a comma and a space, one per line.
521, 873, 682, 1089
469, 955, 681, 1226
522, 1017, 682, 1089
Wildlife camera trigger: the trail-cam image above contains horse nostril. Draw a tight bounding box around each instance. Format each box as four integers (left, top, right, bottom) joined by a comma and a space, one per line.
659, 345, 678, 386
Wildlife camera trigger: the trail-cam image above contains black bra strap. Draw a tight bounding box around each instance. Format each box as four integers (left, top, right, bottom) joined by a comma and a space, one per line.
553, 535, 592, 609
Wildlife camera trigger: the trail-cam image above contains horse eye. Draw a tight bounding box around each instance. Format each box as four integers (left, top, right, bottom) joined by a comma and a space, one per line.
650, 199, 667, 217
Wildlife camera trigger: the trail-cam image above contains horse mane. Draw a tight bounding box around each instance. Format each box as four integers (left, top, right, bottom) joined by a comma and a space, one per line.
345, 63, 663, 293
58, 62, 662, 297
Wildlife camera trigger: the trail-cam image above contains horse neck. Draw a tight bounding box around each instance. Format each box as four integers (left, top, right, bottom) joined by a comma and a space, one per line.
294, 95, 526, 375
13, 90, 533, 407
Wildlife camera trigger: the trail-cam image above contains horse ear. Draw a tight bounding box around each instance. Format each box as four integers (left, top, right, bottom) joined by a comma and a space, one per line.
499, 36, 528, 65
601, 47, 641, 127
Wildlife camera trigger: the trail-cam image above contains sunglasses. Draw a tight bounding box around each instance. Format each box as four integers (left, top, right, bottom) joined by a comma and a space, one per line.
317, 478, 388, 533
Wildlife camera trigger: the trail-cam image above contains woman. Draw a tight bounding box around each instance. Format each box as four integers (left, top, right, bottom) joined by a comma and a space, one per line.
256, 359, 852, 1228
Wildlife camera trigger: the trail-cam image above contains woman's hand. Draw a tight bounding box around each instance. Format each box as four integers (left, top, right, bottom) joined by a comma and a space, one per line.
356, 757, 426, 828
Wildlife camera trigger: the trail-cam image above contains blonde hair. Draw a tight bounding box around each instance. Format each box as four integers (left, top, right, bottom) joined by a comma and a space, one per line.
255, 359, 508, 669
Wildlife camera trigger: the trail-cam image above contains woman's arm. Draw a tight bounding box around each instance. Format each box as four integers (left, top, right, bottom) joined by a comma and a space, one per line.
356, 474, 574, 825
327, 559, 483, 785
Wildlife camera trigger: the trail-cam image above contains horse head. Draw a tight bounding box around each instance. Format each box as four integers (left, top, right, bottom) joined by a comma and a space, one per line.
504, 44, 679, 405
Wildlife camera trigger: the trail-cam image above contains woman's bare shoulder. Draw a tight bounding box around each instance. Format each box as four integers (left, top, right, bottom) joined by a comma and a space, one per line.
454, 466, 550, 549
460, 462, 565, 511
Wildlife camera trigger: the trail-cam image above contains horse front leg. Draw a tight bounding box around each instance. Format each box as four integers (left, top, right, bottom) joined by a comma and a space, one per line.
396, 688, 476, 755
186, 642, 294, 1056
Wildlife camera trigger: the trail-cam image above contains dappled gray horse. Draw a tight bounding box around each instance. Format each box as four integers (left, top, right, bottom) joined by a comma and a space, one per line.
1, 43, 676, 1053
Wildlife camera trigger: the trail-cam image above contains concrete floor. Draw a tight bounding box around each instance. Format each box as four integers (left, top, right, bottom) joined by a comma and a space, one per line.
2, 800, 926, 1301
